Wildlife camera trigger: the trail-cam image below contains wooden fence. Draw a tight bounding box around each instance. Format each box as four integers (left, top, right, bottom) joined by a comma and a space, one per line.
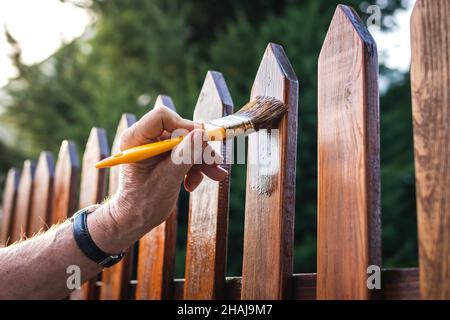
1, 2, 449, 300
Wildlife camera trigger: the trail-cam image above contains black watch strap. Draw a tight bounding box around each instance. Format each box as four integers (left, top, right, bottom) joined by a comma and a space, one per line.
72, 207, 124, 268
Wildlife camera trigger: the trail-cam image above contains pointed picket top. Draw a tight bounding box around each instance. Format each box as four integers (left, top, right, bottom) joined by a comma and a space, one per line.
29, 151, 55, 235
155, 94, 175, 112
193, 71, 233, 122
100, 114, 136, 300
1, 168, 21, 245
317, 4, 380, 299
184, 71, 233, 299
319, 5, 376, 63
135, 95, 179, 300
11, 160, 36, 242
242, 43, 298, 299
51, 140, 79, 224
251, 43, 298, 99
79, 127, 109, 209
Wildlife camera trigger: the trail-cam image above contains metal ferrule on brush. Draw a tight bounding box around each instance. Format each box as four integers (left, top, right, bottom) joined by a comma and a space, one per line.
206, 114, 255, 140
208, 115, 254, 131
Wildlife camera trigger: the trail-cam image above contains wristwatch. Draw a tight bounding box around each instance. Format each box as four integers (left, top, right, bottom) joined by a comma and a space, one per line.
71, 206, 124, 268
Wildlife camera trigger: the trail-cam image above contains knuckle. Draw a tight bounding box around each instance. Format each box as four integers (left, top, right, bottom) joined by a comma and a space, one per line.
152, 105, 168, 116
119, 127, 135, 150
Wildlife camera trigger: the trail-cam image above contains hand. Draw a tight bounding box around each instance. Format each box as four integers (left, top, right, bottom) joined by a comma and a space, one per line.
100, 106, 228, 247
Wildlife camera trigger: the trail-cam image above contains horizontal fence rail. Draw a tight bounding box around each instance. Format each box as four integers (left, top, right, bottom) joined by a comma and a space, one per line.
1, 2, 449, 300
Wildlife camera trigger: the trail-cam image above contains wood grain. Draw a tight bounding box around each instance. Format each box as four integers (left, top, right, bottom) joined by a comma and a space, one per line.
51, 140, 79, 224
173, 268, 419, 300
317, 5, 381, 300
101, 113, 136, 300
241, 43, 298, 299
183, 72, 233, 299
1, 168, 20, 245
135, 95, 179, 300
73, 127, 109, 300
411, 0, 450, 300
11, 160, 36, 242
28, 151, 55, 235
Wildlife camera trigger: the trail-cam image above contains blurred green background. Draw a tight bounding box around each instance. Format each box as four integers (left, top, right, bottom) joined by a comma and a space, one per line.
0, 0, 417, 277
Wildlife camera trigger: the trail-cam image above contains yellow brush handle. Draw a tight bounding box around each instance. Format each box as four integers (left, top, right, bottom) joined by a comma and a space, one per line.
95, 137, 184, 168
95, 125, 226, 168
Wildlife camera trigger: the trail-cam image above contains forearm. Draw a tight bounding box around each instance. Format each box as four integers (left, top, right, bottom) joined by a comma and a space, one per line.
0, 202, 140, 299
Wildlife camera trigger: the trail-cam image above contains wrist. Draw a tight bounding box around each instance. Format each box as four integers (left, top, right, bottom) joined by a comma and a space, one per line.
86, 202, 138, 254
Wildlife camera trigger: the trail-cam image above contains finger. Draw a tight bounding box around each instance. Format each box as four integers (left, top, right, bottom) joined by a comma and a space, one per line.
121, 106, 196, 149
184, 168, 204, 192
162, 129, 208, 180
195, 164, 228, 182
201, 143, 224, 165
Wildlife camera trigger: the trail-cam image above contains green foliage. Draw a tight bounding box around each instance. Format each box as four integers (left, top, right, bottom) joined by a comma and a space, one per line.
1, 0, 416, 276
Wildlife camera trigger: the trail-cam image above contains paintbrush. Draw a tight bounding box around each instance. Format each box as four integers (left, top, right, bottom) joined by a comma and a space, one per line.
95, 96, 287, 168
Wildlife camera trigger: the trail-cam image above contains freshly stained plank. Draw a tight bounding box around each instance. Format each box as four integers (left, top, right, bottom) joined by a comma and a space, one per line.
101, 113, 136, 300
317, 5, 381, 299
136, 95, 180, 300
183, 72, 233, 300
28, 151, 55, 235
173, 268, 419, 300
51, 140, 79, 224
241, 43, 298, 299
11, 160, 36, 242
74, 127, 109, 300
1, 168, 20, 245
411, 0, 450, 299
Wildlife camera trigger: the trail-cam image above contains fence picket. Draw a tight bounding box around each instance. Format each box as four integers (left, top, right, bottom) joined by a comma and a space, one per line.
316, 5, 381, 299
11, 160, 36, 242
241, 43, 298, 299
1, 168, 21, 246
72, 128, 109, 300
135, 95, 179, 300
51, 140, 79, 224
411, 0, 450, 299
28, 151, 55, 235
101, 114, 136, 300
183, 72, 233, 299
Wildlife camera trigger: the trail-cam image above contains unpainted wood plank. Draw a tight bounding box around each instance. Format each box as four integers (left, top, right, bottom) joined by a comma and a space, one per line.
135, 95, 180, 300
51, 140, 79, 224
316, 5, 381, 300
11, 160, 36, 242
79, 128, 109, 209
101, 113, 137, 300
28, 151, 55, 235
411, 0, 450, 300
1, 168, 20, 246
73, 127, 109, 300
183, 72, 233, 300
241, 43, 298, 300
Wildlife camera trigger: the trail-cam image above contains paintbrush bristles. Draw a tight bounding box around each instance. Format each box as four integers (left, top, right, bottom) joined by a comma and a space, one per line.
205, 96, 287, 139
235, 96, 287, 130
